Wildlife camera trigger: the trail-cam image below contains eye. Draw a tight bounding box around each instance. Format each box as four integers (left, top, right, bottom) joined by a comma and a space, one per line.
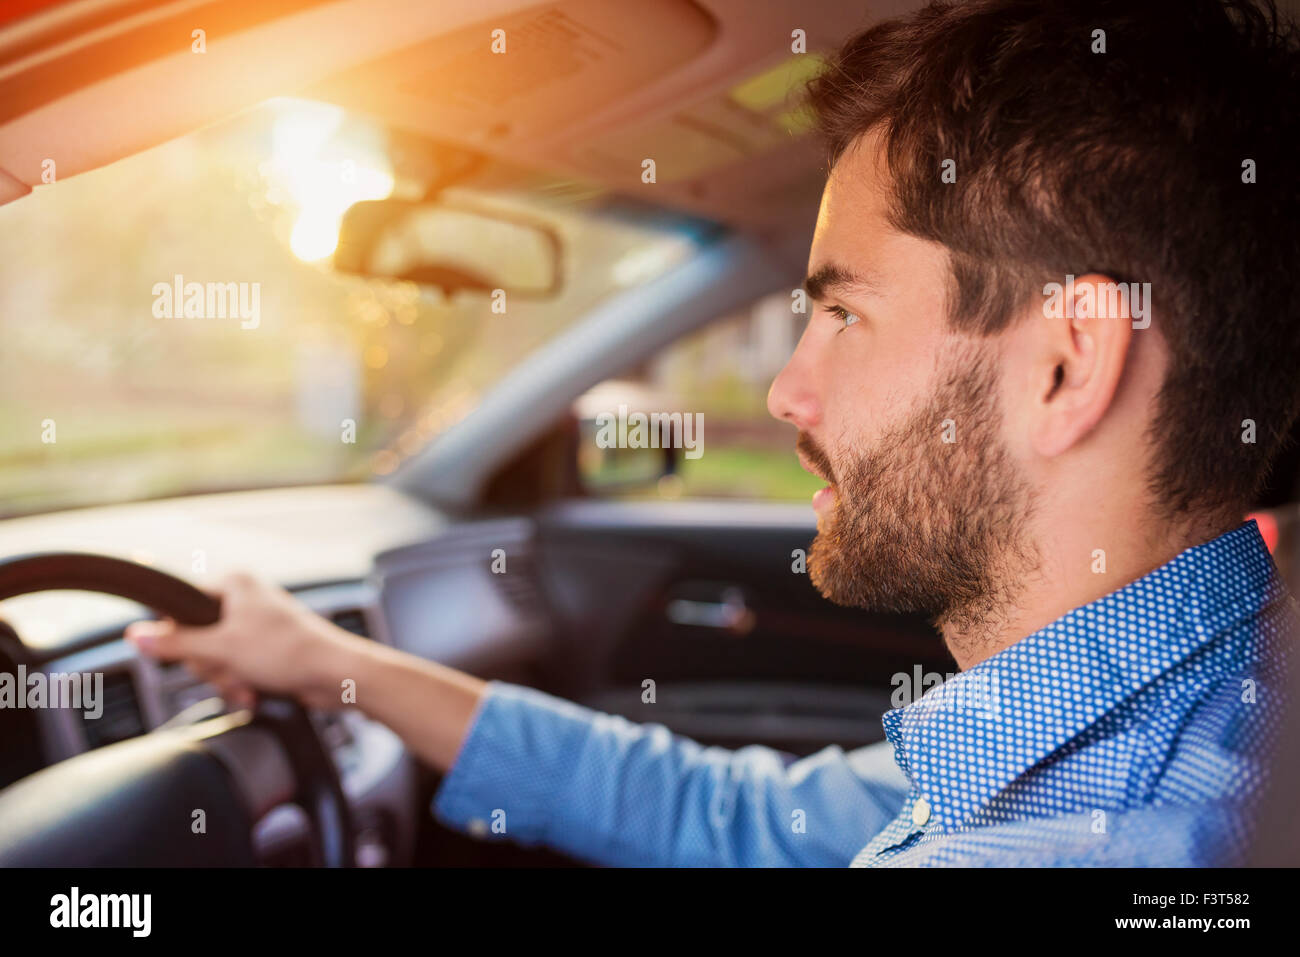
824, 304, 861, 331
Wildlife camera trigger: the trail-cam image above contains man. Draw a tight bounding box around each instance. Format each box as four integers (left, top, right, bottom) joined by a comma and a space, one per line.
128, 0, 1300, 866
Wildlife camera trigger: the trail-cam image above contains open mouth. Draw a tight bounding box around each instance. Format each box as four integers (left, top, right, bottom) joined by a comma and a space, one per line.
797, 452, 837, 511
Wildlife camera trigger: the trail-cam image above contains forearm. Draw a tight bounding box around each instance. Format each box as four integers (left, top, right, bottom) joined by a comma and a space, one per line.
311, 631, 906, 866
431, 682, 910, 867
338, 639, 487, 773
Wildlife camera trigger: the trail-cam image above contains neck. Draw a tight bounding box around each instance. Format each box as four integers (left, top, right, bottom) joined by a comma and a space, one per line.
938, 504, 1239, 671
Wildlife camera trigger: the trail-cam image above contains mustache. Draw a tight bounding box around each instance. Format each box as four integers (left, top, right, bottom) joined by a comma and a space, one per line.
796, 431, 837, 485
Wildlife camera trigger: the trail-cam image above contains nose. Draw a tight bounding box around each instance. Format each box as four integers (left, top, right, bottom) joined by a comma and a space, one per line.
767, 335, 822, 431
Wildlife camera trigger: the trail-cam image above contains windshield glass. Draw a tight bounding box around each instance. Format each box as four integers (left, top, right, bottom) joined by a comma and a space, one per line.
0, 99, 703, 517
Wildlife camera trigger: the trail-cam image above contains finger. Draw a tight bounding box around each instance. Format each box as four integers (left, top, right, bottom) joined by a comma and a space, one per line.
211, 676, 256, 710
125, 618, 221, 664
195, 665, 233, 696
183, 660, 220, 683
225, 685, 258, 710
124, 620, 175, 659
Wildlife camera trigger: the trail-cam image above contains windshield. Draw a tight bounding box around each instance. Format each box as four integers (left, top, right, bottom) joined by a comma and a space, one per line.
0, 99, 703, 517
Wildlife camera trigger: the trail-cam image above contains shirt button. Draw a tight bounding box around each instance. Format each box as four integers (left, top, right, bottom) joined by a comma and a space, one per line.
912, 797, 931, 827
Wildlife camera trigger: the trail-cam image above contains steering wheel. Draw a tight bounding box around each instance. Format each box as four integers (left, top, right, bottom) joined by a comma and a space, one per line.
0, 552, 354, 867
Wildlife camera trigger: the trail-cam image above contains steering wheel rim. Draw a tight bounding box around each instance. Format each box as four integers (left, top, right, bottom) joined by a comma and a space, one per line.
0, 551, 354, 867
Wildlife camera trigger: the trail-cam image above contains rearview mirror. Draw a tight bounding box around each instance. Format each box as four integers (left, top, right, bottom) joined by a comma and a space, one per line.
334, 199, 563, 299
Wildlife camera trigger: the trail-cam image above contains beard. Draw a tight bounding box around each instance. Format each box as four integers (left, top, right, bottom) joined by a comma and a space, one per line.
802, 342, 1037, 635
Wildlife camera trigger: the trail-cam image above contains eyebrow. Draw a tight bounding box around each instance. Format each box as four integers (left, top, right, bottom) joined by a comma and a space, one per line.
803, 262, 877, 302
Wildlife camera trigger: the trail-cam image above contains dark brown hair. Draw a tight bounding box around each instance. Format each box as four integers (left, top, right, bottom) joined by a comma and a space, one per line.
806, 0, 1300, 518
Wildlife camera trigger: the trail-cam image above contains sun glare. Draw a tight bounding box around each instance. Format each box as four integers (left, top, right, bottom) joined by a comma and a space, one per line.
264, 99, 395, 261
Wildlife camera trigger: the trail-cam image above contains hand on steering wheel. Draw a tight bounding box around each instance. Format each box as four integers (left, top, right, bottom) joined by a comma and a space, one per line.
0, 552, 356, 867
125, 571, 359, 712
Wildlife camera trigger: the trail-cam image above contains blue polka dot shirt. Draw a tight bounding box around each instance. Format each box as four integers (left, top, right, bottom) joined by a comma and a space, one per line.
434, 520, 1294, 866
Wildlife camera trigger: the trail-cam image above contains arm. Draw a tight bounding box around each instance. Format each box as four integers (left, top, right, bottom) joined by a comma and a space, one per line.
344, 640, 486, 772
127, 574, 908, 866
431, 681, 910, 867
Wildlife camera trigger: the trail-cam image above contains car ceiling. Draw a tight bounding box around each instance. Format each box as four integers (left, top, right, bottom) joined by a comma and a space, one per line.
5, 0, 1298, 267
0, 0, 929, 261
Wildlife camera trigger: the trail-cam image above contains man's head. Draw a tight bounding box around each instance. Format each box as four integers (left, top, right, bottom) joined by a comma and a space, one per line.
768, 0, 1300, 639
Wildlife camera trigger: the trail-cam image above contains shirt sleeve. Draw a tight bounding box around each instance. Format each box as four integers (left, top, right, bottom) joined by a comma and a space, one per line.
432, 680, 911, 867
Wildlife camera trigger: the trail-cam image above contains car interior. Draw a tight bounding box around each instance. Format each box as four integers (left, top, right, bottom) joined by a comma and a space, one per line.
1, 0, 1298, 868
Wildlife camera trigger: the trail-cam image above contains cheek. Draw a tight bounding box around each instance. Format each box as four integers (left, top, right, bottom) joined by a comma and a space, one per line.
822, 336, 923, 449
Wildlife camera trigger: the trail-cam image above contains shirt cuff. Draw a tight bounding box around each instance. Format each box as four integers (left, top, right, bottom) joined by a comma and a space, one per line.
430, 680, 599, 847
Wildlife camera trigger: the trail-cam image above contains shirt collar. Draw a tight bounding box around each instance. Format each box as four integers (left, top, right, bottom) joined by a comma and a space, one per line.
881, 519, 1286, 830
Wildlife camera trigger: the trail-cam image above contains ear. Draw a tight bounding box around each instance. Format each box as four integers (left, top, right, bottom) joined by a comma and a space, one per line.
1029, 273, 1134, 458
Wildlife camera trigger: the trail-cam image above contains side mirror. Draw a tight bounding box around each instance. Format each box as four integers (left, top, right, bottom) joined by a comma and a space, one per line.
334, 199, 563, 299
573, 381, 689, 494
576, 417, 678, 493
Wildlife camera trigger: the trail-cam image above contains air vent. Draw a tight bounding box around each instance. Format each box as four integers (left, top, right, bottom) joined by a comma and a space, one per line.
329, 609, 370, 639
80, 670, 145, 749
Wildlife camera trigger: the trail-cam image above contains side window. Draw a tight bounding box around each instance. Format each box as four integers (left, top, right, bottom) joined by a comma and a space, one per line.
576, 291, 821, 502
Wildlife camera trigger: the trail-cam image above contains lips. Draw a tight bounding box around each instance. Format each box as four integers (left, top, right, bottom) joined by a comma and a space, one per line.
812, 484, 837, 513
